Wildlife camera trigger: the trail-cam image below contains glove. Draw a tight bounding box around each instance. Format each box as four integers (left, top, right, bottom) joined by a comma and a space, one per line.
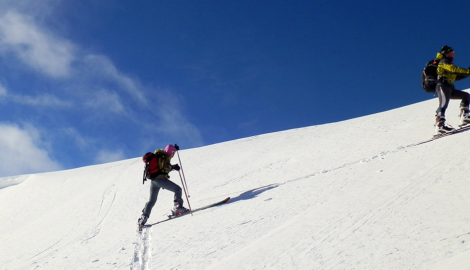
174, 144, 180, 151
172, 164, 181, 171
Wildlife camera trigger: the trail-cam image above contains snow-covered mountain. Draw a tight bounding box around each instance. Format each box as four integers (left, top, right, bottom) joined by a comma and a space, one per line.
1, 96, 470, 270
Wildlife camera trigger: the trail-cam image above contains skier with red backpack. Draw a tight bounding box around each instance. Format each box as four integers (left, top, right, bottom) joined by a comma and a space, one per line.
138, 144, 189, 227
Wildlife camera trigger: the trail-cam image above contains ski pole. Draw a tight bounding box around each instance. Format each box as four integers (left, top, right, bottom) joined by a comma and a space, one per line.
142, 162, 149, 185
178, 170, 193, 215
174, 144, 192, 215
174, 144, 190, 197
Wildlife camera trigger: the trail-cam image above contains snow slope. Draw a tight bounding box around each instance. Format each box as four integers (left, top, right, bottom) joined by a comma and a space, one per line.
1, 97, 470, 269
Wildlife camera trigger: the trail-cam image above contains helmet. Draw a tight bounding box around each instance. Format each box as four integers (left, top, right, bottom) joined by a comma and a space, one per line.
440, 45, 454, 55
164, 144, 177, 157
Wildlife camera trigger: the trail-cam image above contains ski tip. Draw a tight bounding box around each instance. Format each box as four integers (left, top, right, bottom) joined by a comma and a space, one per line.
223, 197, 230, 203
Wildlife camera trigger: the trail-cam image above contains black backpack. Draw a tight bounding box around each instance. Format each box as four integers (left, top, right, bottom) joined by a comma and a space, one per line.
421, 59, 439, 93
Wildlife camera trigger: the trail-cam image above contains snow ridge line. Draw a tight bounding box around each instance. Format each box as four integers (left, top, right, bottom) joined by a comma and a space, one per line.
131, 228, 152, 270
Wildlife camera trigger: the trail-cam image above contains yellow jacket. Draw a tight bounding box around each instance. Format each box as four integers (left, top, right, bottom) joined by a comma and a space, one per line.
435, 53, 470, 85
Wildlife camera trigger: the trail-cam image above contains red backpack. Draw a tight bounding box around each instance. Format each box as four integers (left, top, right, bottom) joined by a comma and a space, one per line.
143, 152, 158, 171
142, 150, 169, 183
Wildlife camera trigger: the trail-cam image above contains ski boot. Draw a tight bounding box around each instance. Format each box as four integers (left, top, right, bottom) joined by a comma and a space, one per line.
138, 214, 148, 226
171, 205, 189, 216
435, 116, 456, 135
459, 106, 470, 127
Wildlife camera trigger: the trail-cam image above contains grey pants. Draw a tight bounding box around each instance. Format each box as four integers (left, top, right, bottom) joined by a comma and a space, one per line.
142, 177, 183, 217
436, 83, 470, 116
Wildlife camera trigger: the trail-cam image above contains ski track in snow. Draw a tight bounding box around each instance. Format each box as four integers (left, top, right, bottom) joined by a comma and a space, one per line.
27, 239, 64, 263
82, 183, 117, 243
274, 139, 424, 187
217, 149, 403, 201
131, 227, 152, 270
22, 182, 119, 268
217, 137, 433, 218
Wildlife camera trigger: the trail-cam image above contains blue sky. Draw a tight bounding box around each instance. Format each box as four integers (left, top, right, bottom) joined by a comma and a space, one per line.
1, 0, 470, 177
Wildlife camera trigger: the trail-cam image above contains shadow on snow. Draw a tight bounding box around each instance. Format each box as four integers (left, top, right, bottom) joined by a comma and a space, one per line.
228, 183, 280, 204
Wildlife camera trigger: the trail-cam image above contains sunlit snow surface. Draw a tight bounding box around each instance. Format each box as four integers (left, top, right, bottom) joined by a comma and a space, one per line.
1, 97, 470, 269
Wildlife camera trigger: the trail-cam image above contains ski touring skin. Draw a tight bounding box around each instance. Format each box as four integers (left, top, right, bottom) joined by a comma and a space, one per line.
139, 197, 230, 231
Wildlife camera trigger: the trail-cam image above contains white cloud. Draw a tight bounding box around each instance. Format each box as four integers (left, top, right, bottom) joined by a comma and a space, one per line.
0, 80, 70, 107
0, 11, 75, 78
85, 89, 125, 113
0, 123, 61, 177
155, 91, 204, 146
10, 93, 71, 107
83, 55, 147, 105
0, 5, 205, 159
0, 0, 61, 17
60, 127, 89, 149
95, 149, 126, 164
0, 11, 147, 106
0, 83, 6, 96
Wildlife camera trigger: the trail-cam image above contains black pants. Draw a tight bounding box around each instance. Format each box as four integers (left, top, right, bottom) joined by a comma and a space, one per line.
436, 83, 470, 117
142, 177, 183, 217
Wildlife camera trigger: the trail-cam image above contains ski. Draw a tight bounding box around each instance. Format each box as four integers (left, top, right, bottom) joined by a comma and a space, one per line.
416, 124, 470, 145
139, 197, 230, 231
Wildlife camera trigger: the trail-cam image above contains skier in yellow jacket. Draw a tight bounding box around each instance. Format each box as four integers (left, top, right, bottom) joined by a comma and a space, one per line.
435, 45, 470, 134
